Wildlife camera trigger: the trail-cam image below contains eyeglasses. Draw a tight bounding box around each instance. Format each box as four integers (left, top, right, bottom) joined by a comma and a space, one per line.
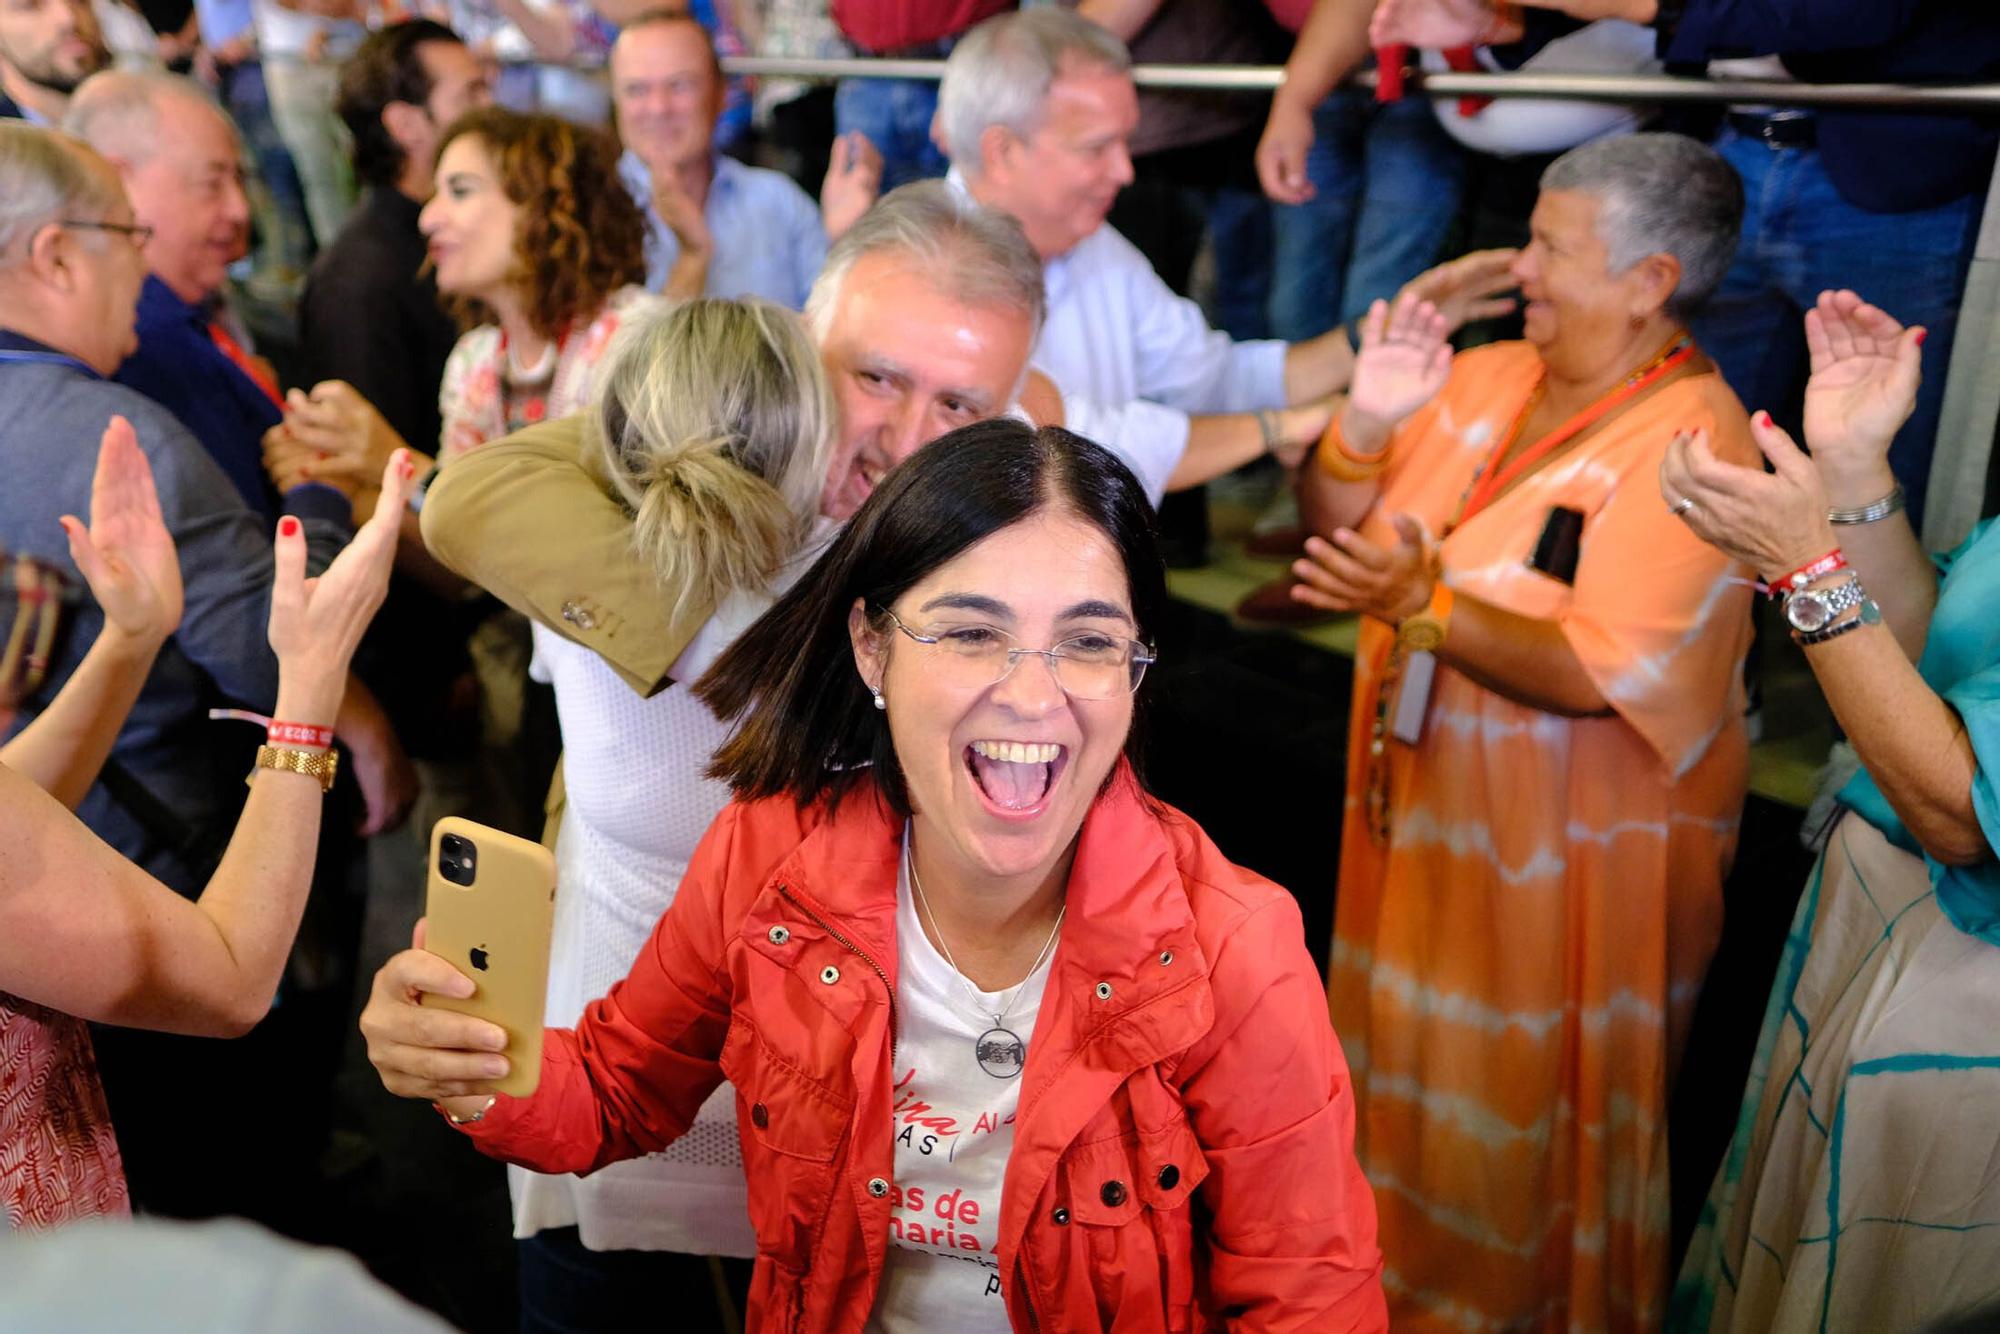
59, 219, 155, 247
879, 607, 1155, 700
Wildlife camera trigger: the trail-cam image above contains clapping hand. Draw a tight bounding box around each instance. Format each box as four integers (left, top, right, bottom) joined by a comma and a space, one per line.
1290, 513, 1436, 622
1370, 0, 1524, 51
821, 131, 883, 241
1801, 289, 1923, 479
1661, 413, 1833, 582
1347, 292, 1453, 444
60, 416, 183, 650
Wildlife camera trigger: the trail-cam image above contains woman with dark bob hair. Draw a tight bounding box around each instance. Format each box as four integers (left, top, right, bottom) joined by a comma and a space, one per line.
363, 421, 1387, 1332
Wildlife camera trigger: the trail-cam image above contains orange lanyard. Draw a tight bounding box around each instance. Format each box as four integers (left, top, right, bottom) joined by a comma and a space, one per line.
1449, 334, 1694, 534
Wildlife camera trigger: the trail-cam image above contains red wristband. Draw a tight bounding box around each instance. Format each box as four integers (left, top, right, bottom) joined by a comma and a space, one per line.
1772, 549, 1846, 597
266, 720, 334, 749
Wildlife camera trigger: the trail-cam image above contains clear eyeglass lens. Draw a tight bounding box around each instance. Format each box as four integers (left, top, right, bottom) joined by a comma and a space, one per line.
918, 625, 1147, 699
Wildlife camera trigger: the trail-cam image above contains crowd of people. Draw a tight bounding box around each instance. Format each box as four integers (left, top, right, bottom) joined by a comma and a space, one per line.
3, 2, 1999, 1333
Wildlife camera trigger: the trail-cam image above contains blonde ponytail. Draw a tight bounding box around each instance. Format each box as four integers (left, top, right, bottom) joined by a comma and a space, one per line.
585, 299, 836, 624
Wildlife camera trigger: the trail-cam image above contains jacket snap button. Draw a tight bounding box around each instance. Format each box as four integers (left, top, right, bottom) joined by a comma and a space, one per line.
751, 1102, 769, 1129
820, 965, 840, 984
1052, 1206, 1070, 1226
1094, 981, 1113, 1001
1100, 1180, 1127, 1208
868, 1177, 889, 1198
559, 599, 596, 630
767, 926, 790, 945
1159, 950, 1173, 966
1156, 1164, 1180, 1190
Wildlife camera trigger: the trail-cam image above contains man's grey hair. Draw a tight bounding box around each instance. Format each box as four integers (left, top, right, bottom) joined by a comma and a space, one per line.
63, 68, 228, 163
805, 180, 1046, 344
1541, 132, 1744, 320
935, 8, 1130, 177
0, 122, 122, 267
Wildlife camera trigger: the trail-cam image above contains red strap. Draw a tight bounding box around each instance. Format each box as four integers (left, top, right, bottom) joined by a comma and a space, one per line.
207, 320, 283, 408
1456, 339, 1695, 529
1773, 550, 1847, 597
1441, 46, 1493, 117
1374, 45, 1408, 103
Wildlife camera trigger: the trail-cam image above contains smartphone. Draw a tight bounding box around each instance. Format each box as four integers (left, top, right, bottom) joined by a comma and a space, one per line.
1528, 506, 1586, 585
423, 817, 557, 1100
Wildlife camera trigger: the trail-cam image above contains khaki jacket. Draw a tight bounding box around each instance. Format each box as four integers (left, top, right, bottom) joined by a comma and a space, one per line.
419, 414, 709, 699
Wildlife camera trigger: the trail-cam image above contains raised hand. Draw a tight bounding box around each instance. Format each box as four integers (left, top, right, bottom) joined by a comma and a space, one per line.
1660, 414, 1833, 582
1370, 0, 1523, 52
821, 131, 883, 241
267, 449, 415, 699
1801, 289, 1923, 478
1347, 293, 1453, 440
60, 416, 183, 649
1401, 247, 1520, 334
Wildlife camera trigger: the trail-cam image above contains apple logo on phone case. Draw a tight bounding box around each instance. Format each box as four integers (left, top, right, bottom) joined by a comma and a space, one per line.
469, 945, 490, 972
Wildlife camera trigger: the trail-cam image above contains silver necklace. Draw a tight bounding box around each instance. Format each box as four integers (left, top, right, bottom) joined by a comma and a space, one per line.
907, 843, 1065, 1081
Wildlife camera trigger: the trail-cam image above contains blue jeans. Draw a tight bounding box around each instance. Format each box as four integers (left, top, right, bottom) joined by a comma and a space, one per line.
1268, 87, 1468, 340
835, 72, 947, 190
1691, 128, 1983, 531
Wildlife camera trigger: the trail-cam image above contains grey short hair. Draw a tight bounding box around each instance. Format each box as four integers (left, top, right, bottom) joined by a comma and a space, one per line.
935, 8, 1130, 176
0, 123, 122, 265
63, 69, 227, 163
1541, 132, 1744, 320
805, 179, 1045, 345
585, 298, 836, 624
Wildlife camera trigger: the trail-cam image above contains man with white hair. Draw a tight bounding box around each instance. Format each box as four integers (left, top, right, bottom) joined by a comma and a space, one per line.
66, 69, 415, 835
0, 0, 106, 124
934, 7, 1510, 504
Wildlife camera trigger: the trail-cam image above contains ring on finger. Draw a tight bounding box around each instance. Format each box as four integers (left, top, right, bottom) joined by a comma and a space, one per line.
1669, 497, 1696, 517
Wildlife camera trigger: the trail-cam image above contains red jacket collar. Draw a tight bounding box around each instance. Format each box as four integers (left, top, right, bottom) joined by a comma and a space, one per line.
761, 761, 1196, 983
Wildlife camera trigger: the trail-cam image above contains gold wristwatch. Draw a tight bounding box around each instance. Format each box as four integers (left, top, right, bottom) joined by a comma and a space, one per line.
249, 743, 340, 793
1397, 583, 1454, 652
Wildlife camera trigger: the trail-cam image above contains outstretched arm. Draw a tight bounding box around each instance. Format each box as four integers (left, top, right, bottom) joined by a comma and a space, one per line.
0, 453, 413, 1036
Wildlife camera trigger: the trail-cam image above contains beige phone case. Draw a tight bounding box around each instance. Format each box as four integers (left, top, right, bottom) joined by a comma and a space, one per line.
423, 816, 557, 1099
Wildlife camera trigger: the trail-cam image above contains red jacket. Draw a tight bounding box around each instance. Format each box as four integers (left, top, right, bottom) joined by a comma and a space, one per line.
461, 766, 1386, 1332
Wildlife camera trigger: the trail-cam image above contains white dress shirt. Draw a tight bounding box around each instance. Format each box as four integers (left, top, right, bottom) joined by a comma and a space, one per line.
964, 172, 1287, 505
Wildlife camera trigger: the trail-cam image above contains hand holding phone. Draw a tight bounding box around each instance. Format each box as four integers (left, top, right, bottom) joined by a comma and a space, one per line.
421, 817, 557, 1099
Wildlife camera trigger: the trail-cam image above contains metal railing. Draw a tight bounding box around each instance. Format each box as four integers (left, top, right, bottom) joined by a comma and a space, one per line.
714, 54, 2000, 548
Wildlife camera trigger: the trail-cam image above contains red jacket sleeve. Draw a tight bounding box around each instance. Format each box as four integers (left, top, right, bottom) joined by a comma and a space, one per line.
1180, 889, 1388, 1333
457, 803, 746, 1175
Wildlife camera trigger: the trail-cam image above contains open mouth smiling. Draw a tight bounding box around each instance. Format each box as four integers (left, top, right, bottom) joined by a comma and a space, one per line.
965, 739, 1069, 818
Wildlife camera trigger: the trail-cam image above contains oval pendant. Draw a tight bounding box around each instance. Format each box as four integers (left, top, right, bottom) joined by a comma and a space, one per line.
975, 1027, 1026, 1079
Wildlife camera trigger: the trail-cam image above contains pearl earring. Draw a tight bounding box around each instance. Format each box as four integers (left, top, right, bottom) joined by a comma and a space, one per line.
871, 687, 886, 711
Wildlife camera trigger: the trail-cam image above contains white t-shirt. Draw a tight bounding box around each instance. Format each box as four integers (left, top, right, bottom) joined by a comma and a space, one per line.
864, 852, 1057, 1333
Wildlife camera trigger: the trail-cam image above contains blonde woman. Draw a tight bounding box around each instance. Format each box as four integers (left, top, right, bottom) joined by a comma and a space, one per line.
440, 298, 835, 1331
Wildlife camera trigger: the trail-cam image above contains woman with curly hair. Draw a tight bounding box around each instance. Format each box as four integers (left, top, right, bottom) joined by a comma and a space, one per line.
423, 107, 653, 462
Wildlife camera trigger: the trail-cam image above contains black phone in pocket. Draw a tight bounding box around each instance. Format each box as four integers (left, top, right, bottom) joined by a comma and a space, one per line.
1528, 506, 1586, 585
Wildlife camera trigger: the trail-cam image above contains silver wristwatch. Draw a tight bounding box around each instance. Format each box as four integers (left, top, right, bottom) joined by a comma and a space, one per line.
1783, 575, 1866, 634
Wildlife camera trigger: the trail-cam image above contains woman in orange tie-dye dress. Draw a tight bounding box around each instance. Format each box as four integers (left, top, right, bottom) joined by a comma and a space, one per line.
1291, 134, 1757, 1332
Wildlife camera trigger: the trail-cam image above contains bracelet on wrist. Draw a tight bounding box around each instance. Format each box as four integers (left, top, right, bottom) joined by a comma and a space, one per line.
248, 743, 340, 792
1315, 415, 1392, 483
1769, 548, 1846, 598
1827, 485, 1905, 526
441, 1095, 497, 1126
1256, 409, 1283, 458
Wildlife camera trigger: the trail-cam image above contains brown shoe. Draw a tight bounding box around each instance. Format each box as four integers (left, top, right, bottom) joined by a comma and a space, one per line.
1242, 525, 1308, 559
1235, 574, 1337, 627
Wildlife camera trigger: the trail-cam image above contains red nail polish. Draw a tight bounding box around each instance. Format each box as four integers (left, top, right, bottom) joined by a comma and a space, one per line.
1915, 329, 1928, 346
399, 456, 416, 480
279, 516, 300, 537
